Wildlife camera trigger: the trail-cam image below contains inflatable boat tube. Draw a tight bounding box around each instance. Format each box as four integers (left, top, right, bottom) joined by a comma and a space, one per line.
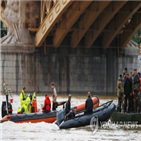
57, 101, 115, 129
71, 96, 99, 114
0, 111, 57, 123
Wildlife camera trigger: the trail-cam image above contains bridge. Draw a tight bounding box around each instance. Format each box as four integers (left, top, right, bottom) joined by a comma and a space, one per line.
0, 1, 140, 94
33, 0, 141, 50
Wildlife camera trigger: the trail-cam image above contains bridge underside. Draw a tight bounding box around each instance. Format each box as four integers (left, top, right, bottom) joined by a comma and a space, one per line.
35, 1, 141, 49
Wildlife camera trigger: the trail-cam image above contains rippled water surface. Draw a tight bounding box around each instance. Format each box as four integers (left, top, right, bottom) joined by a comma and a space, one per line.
0, 94, 141, 141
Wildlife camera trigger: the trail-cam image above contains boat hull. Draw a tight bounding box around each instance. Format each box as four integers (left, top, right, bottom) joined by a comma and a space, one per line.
58, 101, 115, 129
111, 111, 141, 124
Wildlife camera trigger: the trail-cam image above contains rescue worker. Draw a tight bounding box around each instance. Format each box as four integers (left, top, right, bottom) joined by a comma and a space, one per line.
124, 73, 132, 113
117, 74, 124, 112
20, 87, 26, 107
123, 67, 127, 76
24, 94, 32, 114
18, 93, 32, 114
85, 92, 93, 114
51, 82, 57, 110
65, 94, 71, 115
65, 94, 75, 119
17, 106, 25, 114
31, 92, 38, 113
133, 69, 140, 112
32, 92, 36, 102
42, 94, 51, 113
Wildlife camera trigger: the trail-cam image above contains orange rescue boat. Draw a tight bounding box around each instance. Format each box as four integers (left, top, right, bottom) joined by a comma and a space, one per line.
0, 96, 99, 123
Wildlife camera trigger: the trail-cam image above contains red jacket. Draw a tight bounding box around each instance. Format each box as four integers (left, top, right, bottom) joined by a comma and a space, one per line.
42, 95, 51, 112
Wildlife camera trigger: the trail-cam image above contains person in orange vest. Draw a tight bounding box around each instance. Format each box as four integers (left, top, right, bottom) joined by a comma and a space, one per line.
31, 92, 38, 113
42, 94, 51, 113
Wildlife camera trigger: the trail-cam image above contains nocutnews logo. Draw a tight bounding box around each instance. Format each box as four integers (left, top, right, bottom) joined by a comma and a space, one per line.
90, 116, 139, 134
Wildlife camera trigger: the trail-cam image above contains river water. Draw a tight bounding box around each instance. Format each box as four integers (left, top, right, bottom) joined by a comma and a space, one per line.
0, 94, 141, 141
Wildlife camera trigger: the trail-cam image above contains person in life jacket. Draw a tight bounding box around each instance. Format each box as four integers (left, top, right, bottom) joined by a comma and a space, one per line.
24, 94, 32, 114
32, 92, 36, 102
20, 87, 26, 107
17, 107, 25, 114
42, 94, 51, 113
31, 92, 38, 113
17, 93, 32, 114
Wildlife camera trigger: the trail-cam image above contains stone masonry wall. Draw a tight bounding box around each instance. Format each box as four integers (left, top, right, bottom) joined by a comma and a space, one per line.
0, 46, 139, 95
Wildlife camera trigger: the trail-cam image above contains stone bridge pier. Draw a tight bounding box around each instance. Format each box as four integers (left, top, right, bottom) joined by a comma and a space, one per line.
0, 42, 139, 95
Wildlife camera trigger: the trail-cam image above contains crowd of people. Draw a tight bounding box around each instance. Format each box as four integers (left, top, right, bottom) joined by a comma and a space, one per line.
18, 82, 93, 118
17, 67, 141, 115
117, 68, 141, 113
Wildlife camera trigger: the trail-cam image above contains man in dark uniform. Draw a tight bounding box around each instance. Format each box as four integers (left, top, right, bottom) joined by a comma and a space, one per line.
123, 68, 127, 84
65, 94, 74, 119
124, 73, 132, 113
123, 67, 127, 76
133, 69, 140, 112
65, 94, 71, 115
85, 92, 93, 114
129, 72, 134, 112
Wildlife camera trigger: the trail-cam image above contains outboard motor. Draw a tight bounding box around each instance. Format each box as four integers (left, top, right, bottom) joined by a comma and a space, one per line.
55, 109, 65, 126
1, 101, 12, 118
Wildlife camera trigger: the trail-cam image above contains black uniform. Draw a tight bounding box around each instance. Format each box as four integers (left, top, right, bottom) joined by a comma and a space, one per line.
65, 100, 74, 119
124, 77, 132, 113
129, 77, 134, 112
85, 96, 93, 114
65, 100, 71, 115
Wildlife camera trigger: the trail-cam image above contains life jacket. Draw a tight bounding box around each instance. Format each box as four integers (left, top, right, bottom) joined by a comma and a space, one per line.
31, 99, 38, 113
24, 94, 31, 114
32, 92, 36, 102
42, 95, 51, 112
20, 89, 26, 106
17, 107, 22, 114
